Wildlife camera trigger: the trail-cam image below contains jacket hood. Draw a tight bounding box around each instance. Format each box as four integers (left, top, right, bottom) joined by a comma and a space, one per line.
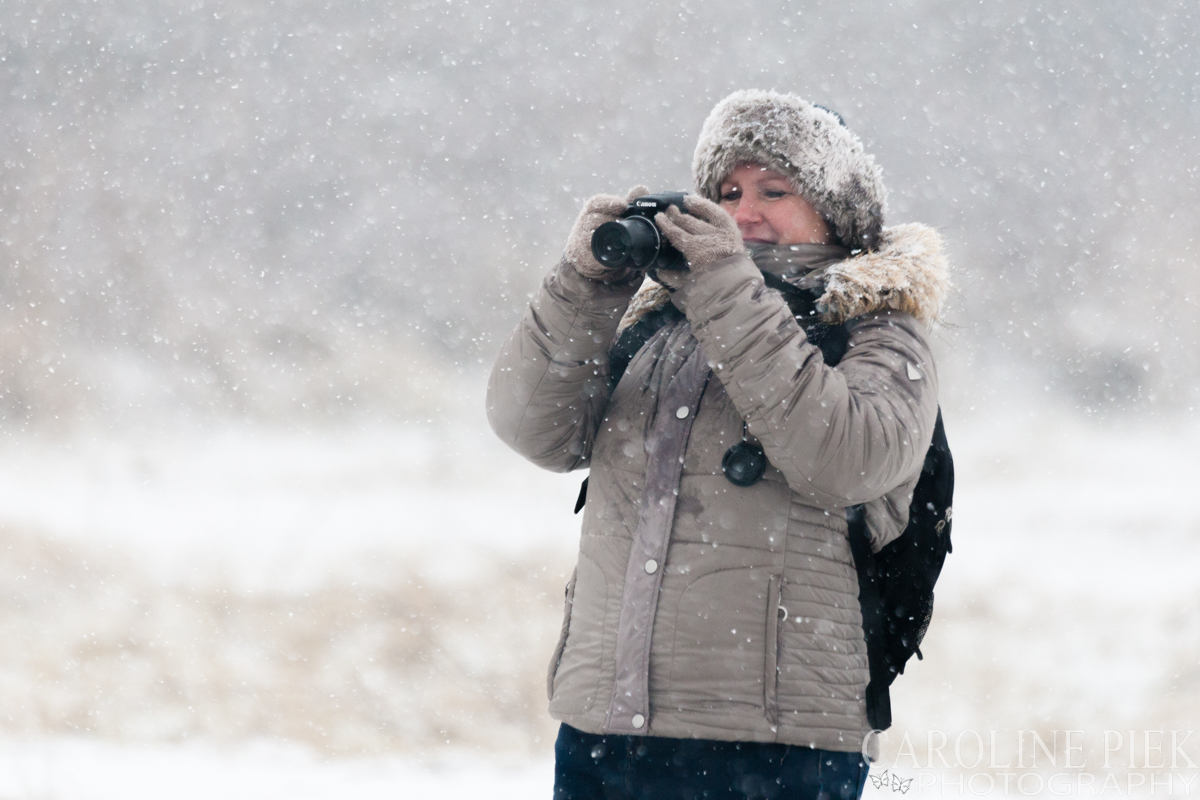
617, 222, 950, 333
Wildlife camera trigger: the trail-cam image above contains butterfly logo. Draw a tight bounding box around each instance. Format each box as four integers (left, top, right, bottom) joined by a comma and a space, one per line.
868, 769, 913, 794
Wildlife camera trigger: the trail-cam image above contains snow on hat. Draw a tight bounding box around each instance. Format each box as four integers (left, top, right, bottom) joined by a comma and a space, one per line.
692, 89, 888, 252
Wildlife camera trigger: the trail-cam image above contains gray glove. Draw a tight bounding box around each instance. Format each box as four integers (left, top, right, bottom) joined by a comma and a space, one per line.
653, 196, 744, 287
564, 185, 650, 283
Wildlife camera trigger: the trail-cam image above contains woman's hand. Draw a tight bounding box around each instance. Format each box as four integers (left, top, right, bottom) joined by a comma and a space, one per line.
653, 196, 744, 286
565, 185, 650, 283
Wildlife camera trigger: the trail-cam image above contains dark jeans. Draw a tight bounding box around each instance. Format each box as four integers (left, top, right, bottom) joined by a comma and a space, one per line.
554, 723, 869, 800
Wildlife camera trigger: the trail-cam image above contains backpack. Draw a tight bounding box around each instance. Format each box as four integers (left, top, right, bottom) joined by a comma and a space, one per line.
845, 410, 953, 731
579, 278, 954, 732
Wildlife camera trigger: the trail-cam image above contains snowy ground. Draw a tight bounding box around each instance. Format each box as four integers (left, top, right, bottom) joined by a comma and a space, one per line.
0, 404, 1197, 797
0, 419, 583, 589
0, 737, 551, 800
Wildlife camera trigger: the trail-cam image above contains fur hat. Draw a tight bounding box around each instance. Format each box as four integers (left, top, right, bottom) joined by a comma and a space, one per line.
692, 90, 888, 252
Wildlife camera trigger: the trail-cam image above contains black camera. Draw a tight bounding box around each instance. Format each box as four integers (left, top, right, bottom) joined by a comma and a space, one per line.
591, 193, 690, 273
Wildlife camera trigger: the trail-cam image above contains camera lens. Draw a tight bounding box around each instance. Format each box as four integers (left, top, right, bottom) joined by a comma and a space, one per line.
591, 223, 632, 265
592, 218, 660, 269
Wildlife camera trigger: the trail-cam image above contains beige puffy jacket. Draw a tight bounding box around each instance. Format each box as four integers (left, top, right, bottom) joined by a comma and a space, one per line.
487, 224, 948, 753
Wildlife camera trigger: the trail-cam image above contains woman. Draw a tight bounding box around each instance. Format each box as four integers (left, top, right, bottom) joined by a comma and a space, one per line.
487, 90, 949, 799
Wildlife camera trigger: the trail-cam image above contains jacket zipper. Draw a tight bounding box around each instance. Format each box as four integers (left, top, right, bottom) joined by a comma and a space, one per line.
765, 573, 784, 728
546, 567, 578, 701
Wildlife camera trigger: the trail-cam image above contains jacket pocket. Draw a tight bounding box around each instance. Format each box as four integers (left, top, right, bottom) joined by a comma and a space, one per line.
546, 567, 578, 701
764, 573, 784, 727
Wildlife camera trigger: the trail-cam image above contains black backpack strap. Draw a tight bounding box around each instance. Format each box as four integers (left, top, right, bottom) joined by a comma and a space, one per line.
760, 271, 849, 366
846, 503, 893, 731
576, 303, 683, 515
574, 477, 589, 515
608, 303, 684, 390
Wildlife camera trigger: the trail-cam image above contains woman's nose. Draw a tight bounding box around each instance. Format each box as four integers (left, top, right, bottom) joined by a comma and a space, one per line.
733, 198, 761, 226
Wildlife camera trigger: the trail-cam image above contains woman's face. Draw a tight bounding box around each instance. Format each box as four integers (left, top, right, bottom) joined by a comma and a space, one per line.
718, 163, 833, 246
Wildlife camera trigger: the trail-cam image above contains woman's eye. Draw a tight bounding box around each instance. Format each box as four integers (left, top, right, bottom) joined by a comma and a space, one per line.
764, 190, 787, 199
720, 189, 740, 202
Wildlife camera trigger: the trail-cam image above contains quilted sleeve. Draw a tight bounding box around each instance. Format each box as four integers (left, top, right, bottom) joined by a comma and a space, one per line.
672, 252, 939, 508
486, 259, 640, 472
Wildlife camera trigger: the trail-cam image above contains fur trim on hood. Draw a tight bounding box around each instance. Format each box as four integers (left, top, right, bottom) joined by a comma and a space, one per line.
617, 223, 949, 334
817, 223, 948, 326
692, 90, 888, 252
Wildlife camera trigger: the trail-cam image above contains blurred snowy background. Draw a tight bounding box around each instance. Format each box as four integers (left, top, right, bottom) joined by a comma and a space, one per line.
0, 0, 1197, 796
